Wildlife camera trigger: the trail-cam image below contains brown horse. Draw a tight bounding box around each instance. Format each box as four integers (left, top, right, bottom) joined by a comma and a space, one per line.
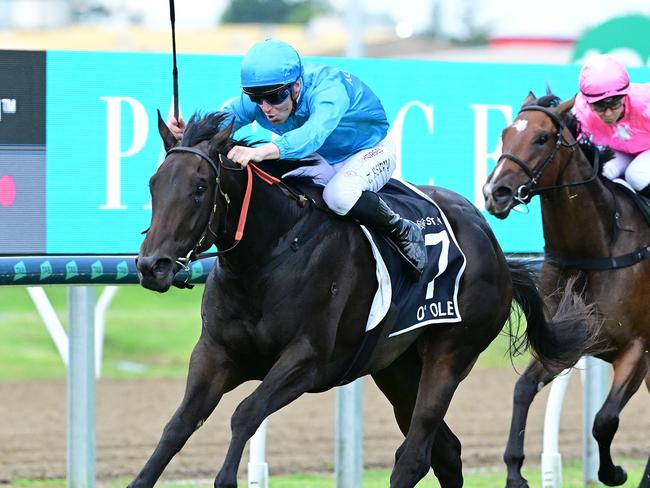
484, 92, 650, 488
131, 110, 597, 488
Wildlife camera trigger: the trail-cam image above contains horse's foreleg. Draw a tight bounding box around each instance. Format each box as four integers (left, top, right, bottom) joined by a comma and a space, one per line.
128, 339, 242, 488
214, 340, 318, 488
504, 358, 555, 488
594, 337, 648, 487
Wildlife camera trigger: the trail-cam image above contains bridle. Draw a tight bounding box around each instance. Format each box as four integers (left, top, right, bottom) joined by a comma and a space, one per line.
164, 146, 281, 272
498, 104, 598, 205
499, 105, 650, 271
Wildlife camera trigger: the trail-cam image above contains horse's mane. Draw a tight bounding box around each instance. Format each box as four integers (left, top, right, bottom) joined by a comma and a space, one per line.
528, 93, 562, 109
181, 111, 234, 148
526, 92, 614, 170
181, 111, 319, 180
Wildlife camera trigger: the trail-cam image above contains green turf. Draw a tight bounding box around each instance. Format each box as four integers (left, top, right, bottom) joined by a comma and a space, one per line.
0, 285, 533, 380
6, 458, 647, 487
0, 285, 203, 380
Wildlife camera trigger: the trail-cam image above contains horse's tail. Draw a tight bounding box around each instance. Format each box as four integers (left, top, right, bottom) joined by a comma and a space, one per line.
506, 260, 602, 372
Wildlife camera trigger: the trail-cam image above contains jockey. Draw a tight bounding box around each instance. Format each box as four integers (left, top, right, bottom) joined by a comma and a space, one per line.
168, 39, 427, 278
574, 53, 650, 197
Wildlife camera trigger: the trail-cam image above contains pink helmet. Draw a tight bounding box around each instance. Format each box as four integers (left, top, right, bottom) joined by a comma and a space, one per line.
579, 54, 630, 103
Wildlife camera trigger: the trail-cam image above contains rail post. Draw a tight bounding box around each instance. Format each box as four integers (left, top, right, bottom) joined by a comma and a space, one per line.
335, 379, 364, 488
581, 356, 609, 484
248, 419, 269, 488
67, 286, 96, 488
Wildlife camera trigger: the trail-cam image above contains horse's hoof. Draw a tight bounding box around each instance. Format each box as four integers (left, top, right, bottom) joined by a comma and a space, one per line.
505, 478, 529, 488
599, 465, 628, 486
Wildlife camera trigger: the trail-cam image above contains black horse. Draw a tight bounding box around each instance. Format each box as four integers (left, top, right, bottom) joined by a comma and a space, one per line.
484, 92, 650, 488
132, 111, 598, 488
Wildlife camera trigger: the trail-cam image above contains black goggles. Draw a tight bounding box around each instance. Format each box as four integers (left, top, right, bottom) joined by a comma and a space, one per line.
243, 83, 293, 105
590, 95, 625, 113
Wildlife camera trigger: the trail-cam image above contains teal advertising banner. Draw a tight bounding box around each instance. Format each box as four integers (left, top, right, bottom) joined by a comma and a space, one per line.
4, 50, 641, 255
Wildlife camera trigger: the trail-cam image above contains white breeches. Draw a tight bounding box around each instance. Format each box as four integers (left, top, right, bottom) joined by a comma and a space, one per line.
282, 135, 397, 215
602, 149, 650, 191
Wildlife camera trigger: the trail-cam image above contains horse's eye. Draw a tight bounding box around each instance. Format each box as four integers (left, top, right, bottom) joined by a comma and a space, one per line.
195, 184, 207, 196
535, 134, 549, 145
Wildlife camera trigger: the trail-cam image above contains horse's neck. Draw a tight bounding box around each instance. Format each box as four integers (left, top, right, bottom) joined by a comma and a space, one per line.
540, 153, 614, 257
217, 169, 305, 270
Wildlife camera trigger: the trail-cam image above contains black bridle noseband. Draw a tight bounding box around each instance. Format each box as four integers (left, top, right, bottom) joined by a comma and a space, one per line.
498, 104, 597, 204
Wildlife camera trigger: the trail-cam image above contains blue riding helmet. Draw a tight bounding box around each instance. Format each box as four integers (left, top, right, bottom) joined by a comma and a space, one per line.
240, 39, 303, 88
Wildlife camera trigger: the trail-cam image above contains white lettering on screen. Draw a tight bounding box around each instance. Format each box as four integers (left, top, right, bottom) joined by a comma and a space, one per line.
390, 101, 434, 181
100, 96, 148, 210
468, 104, 512, 210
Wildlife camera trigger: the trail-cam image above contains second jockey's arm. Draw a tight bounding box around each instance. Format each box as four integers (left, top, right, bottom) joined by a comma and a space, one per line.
227, 143, 279, 168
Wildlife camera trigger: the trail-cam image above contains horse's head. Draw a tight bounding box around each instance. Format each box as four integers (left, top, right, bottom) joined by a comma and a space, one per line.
137, 111, 234, 292
483, 92, 577, 218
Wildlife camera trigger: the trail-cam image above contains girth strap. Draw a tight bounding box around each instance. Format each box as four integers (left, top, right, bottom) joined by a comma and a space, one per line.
545, 245, 650, 270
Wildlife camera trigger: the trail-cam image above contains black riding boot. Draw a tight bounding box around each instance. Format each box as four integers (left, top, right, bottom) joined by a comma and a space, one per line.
348, 191, 427, 280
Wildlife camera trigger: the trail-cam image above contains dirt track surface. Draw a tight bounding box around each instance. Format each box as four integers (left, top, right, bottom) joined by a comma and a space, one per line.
1, 368, 647, 483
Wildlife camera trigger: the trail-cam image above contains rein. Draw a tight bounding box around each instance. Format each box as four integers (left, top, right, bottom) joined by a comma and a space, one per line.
498, 105, 596, 204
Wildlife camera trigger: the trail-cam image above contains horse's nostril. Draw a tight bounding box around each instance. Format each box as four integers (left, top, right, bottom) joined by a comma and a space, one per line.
153, 258, 173, 275
493, 187, 513, 200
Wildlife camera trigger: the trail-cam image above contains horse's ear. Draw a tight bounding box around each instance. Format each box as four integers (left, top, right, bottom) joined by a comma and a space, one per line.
556, 96, 576, 118
208, 118, 235, 159
522, 91, 536, 107
157, 109, 178, 152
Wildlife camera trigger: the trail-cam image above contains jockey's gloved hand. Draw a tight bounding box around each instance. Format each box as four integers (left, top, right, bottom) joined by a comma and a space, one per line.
167, 114, 186, 141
